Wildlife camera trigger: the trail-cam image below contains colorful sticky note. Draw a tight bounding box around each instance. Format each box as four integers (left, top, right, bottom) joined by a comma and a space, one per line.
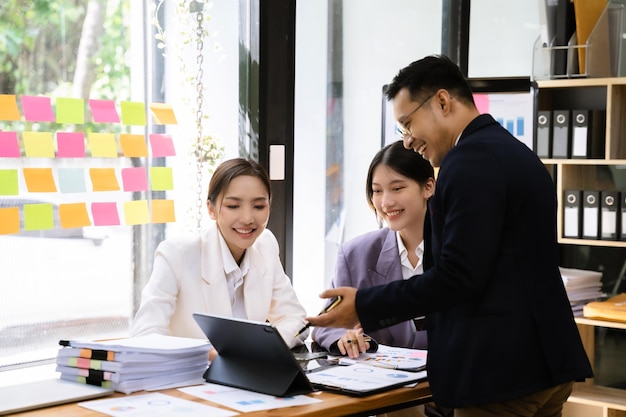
89, 99, 120, 123
151, 199, 176, 223
121, 167, 148, 192
55, 97, 85, 124
0, 170, 19, 195
88, 133, 118, 158
23, 168, 57, 192
23, 131, 55, 158
149, 103, 178, 124
149, 133, 176, 157
23, 203, 54, 231
91, 202, 120, 226
56, 132, 86, 158
0, 95, 21, 121
0, 131, 20, 157
123, 200, 149, 225
120, 101, 146, 126
21, 95, 55, 122
0, 207, 20, 235
89, 168, 120, 191
59, 203, 91, 228
57, 168, 87, 193
149, 167, 174, 191
120, 134, 148, 157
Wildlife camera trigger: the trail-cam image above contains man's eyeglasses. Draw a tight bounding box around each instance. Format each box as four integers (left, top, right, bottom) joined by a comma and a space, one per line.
395, 94, 434, 138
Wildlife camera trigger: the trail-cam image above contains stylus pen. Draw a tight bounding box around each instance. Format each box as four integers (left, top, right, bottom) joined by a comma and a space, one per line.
294, 296, 343, 338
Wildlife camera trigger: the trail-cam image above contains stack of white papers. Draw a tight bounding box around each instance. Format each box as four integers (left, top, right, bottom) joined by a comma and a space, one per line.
55, 334, 210, 394
560, 267, 604, 316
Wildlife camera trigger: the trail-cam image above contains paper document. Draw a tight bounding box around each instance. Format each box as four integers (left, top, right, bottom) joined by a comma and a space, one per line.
334, 344, 427, 372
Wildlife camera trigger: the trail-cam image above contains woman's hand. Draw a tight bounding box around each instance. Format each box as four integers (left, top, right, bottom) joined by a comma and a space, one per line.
337, 328, 370, 358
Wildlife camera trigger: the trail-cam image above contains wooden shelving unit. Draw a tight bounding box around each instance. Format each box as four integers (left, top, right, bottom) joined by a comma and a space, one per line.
537, 78, 626, 416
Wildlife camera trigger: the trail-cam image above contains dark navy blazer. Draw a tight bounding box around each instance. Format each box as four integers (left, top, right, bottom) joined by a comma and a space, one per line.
356, 114, 593, 408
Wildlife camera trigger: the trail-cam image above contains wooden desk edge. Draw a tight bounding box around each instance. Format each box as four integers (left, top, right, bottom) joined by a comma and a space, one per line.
10, 382, 432, 417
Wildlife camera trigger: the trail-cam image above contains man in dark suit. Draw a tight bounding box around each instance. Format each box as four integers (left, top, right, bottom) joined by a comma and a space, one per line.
307, 55, 593, 417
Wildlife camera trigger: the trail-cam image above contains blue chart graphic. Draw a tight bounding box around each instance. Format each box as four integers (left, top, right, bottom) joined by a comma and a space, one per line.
386, 373, 409, 379
497, 117, 525, 137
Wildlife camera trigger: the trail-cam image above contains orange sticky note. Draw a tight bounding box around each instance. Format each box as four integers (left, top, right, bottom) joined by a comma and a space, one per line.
59, 203, 91, 228
0, 95, 21, 121
88, 133, 118, 158
23, 168, 57, 192
0, 207, 20, 235
89, 168, 120, 191
149, 103, 178, 125
120, 134, 148, 157
120, 101, 146, 126
123, 200, 149, 225
23, 131, 55, 158
151, 199, 176, 223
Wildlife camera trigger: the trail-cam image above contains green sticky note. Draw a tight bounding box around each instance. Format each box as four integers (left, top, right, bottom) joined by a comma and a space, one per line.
149, 167, 174, 191
0, 170, 19, 195
24, 203, 54, 231
56, 97, 85, 124
120, 101, 147, 126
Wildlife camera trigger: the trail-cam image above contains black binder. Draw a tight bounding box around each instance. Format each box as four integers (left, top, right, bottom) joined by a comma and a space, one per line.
535, 110, 552, 158
600, 191, 619, 240
563, 190, 582, 238
192, 313, 314, 397
571, 110, 590, 158
621, 192, 626, 241
583, 190, 600, 240
552, 110, 570, 159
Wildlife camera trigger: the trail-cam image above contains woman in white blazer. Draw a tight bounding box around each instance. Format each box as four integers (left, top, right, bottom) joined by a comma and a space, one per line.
132, 158, 308, 355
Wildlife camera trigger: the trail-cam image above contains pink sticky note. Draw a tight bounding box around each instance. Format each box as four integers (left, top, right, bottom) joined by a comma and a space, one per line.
149, 134, 176, 157
121, 167, 148, 192
88, 99, 120, 123
91, 202, 120, 226
21, 95, 55, 122
56, 132, 86, 158
0, 132, 20, 157
473, 94, 490, 115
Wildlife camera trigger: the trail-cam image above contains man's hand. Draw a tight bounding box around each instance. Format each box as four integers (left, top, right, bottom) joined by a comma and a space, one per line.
306, 287, 359, 329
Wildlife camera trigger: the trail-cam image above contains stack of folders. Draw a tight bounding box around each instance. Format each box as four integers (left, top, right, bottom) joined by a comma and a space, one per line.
563, 190, 622, 241
559, 267, 604, 316
55, 333, 210, 394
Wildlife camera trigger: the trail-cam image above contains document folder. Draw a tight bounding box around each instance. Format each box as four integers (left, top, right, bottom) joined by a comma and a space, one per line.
552, 110, 570, 158
583, 190, 600, 240
600, 191, 619, 240
564, 190, 582, 238
535, 110, 552, 158
192, 313, 314, 397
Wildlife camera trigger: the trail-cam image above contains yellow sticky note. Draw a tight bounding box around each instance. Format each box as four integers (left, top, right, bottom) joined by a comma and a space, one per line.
149, 103, 178, 124
89, 168, 120, 191
59, 203, 91, 229
151, 199, 176, 224
0, 95, 21, 121
24, 203, 54, 231
149, 167, 174, 191
123, 200, 149, 225
120, 101, 146, 126
0, 207, 20, 235
56, 97, 85, 124
120, 134, 148, 157
23, 168, 57, 192
88, 133, 118, 158
23, 132, 55, 158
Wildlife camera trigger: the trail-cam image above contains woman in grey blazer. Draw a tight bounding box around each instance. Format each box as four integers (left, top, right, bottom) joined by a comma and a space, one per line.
313, 140, 434, 357
132, 158, 308, 359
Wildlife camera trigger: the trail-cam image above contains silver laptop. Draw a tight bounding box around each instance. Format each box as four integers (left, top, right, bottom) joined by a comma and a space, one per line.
0, 378, 114, 415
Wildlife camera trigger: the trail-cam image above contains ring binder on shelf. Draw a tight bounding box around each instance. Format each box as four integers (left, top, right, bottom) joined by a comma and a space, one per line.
564, 190, 582, 238
600, 191, 619, 240
583, 190, 601, 240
